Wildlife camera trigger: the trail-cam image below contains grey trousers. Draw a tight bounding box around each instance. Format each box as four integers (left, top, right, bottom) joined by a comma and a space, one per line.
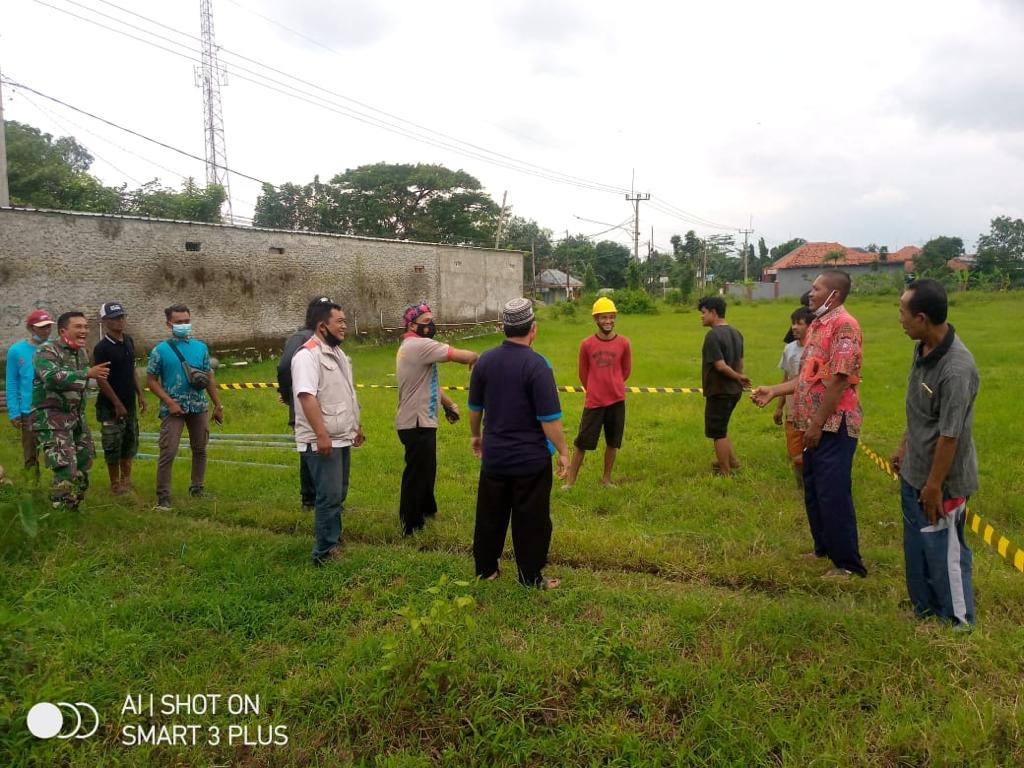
156, 411, 209, 499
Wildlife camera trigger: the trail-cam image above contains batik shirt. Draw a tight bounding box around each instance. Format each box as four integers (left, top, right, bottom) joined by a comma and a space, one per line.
791, 305, 863, 437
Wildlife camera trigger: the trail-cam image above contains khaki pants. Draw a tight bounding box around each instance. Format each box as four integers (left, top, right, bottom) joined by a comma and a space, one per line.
156, 412, 209, 500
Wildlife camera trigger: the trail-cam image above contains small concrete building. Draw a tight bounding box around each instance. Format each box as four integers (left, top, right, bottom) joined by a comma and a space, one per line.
762, 242, 921, 297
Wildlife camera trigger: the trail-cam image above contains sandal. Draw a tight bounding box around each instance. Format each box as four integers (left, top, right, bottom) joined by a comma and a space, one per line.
540, 577, 561, 590
483, 569, 500, 581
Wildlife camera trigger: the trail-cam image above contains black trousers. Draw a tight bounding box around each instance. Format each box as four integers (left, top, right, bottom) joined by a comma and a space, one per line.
473, 464, 553, 586
398, 427, 438, 535
299, 453, 315, 507
803, 418, 867, 576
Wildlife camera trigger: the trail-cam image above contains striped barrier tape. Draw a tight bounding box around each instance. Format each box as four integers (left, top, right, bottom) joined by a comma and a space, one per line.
859, 442, 1024, 574
212, 382, 703, 394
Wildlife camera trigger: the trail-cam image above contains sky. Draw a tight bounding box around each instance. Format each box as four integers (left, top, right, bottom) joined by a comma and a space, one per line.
3, 0, 1023, 256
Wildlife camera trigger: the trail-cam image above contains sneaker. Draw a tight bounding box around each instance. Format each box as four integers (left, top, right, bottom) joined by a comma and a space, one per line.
188, 487, 214, 499
154, 497, 173, 511
822, 567, 855, 579
312, 543, 344, 566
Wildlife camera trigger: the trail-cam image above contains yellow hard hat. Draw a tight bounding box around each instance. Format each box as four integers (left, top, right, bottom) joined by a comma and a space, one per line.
592, 297, 617, 315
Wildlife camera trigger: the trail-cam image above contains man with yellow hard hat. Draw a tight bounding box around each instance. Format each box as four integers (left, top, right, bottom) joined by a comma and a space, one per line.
562, 296, 632, 489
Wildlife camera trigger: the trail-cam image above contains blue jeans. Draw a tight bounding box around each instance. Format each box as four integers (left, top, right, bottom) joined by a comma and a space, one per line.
901, 479, 974, 626
301, 446, 351, 563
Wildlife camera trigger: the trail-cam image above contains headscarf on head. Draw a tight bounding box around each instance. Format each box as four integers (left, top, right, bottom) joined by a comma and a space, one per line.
403, 303, 432, 327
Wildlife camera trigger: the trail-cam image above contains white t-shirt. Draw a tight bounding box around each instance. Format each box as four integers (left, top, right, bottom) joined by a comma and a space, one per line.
778, 340, 804, 380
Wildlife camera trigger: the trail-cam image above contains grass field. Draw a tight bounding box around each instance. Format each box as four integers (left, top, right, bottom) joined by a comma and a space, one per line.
2, 292, 1023, 767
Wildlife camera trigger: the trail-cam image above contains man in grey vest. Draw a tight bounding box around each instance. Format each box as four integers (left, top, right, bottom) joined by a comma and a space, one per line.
291, 301, 365, 565
892, 279, 978, 627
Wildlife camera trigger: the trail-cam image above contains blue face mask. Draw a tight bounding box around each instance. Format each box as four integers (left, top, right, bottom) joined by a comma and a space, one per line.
171, 323, 192, 338
31, 334, 48, 344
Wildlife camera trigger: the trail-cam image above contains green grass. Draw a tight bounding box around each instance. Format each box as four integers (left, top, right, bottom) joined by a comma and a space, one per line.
2, 293, 1023, 766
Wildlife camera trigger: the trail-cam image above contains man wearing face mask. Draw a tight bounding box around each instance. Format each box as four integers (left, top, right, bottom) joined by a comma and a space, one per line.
752, 270, 867, 578
291, 302, 365, 565
395, 303, 479, 536
147, 304, 223, 511
32, 311, 110, 509
5, 309, 56, 480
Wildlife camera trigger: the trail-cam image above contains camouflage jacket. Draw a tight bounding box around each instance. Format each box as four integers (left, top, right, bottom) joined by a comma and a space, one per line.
32, 340, 91, 414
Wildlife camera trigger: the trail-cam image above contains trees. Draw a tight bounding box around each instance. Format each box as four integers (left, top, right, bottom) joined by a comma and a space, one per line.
501, 216, 554, 287
823, 249, 846, 265
253, 162, 501, 245
769, 237, 807, 261
975, 216, 1024, 285
5, 120, 120, 213
120, 179, 226, 222
593, 240, 631, 288
914, 236, 963, 278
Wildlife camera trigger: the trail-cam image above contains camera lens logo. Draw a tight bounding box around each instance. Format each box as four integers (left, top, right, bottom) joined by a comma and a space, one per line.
26, 702, 100, 740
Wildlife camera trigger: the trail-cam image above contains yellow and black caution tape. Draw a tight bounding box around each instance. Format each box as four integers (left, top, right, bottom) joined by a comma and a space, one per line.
859, 442, 1024, 574
214, 382, 704, 394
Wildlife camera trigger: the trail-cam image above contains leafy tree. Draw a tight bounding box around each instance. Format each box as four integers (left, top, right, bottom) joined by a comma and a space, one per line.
121, 178, 226, 223
758, 237, 769, 262
915, 236, 963, 278
593, 240, 631, 288
975, 216, 1024, 285
552, 235, 596, 285
4, 119, 120, 213
823, 249, 846, 264
582, 263, 599, 293
254, 162, 501, 245
501, 216, 555, 287
879, 246, 889, 263
769, 237, 807, 261
625, 259, 641, 290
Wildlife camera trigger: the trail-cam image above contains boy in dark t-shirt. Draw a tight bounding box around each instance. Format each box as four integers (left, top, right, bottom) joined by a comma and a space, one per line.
93, 302, 145, 494
698, 296, 749, 476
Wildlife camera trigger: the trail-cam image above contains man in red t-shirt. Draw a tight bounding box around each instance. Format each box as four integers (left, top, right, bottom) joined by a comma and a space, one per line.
562, 297, 632, 489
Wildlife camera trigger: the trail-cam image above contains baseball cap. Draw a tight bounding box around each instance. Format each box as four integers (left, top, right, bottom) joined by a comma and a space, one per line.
100, 302, 126, 319
26, 309, 55, 327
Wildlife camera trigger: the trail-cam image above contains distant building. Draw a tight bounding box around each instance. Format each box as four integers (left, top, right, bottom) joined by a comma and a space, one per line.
535, 268, 583, 303
763, 242, 922, 297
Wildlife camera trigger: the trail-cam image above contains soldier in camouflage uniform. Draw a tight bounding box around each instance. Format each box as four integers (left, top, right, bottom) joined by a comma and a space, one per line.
32, 311, 109, 509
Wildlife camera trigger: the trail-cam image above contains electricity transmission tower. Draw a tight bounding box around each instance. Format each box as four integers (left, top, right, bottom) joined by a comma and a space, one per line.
196, 0, 233, 223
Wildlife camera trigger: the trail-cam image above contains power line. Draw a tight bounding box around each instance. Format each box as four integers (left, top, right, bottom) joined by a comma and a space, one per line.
0, 75, 270, 185
30, 0, 747, 229
38, 0, 629, 195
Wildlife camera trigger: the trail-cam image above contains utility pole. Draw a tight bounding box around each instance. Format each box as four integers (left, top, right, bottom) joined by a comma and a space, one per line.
625, 184, 651, 262
196, 0, 233, 223
565, 229, 570, 300
738, 216, 754, 281
531, 239, 537, 297
0, 66, 10, 208
494, 190, 508, 248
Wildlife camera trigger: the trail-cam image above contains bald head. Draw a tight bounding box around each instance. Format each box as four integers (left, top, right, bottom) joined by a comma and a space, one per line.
818, 269, 851, 301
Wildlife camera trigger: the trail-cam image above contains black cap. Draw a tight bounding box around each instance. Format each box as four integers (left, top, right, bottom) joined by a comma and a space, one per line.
100, 302, 126, 319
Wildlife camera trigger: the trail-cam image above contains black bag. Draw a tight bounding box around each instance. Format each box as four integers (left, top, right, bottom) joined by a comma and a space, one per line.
168, 341, 211, 390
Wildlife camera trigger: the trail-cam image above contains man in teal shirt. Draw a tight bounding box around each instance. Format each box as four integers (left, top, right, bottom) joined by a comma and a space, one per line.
5, 309, 56, 478
146, 304, 223, 510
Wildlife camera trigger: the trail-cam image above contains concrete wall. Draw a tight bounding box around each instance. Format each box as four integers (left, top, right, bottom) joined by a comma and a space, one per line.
775, 263, 904, 297
723, 282, 780, 301
0, 209, 522, 356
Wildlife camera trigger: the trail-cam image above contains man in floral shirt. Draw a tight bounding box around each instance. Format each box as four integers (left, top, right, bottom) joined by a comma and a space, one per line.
753, 270, 867, 578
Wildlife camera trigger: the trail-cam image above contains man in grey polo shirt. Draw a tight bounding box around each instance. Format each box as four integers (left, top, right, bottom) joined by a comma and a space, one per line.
891, 279, 978, 627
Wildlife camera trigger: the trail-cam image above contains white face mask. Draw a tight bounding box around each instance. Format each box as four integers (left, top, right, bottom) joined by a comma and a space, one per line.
814, 290, 837, 317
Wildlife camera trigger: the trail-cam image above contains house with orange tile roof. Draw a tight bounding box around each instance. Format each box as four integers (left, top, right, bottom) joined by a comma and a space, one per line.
762, 242, 921, 297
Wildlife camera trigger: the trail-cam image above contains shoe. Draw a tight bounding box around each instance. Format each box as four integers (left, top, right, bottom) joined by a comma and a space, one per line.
189, 487, 215, 499
301, 502, 315, 511
540, 577, 561, 590
822, 567, 855, 579
312, 543, 344, 566
154, 497, 173, 511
